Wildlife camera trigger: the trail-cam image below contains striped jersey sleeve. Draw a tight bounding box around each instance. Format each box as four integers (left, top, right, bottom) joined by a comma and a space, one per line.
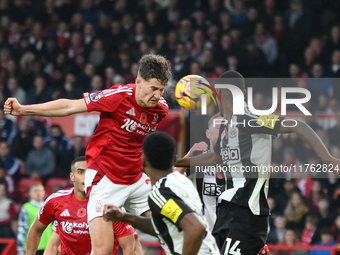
149, 185, 194, 229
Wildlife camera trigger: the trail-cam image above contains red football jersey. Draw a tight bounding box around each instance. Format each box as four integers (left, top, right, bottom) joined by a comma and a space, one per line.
40, 189, 135, 255
83, 83, 168, 184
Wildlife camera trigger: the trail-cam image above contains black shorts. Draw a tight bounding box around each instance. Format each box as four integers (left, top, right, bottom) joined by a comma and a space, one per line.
212, 200, 268, 255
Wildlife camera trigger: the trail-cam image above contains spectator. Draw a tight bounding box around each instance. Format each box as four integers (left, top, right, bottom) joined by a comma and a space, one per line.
332, 215, 340, 243
284, 191, 310, 232
11, 117, 34, 161
0, 183, 15, 238
66, 32, 84, 59
0, 106, 16, 144
25, 135, 56, 181
308, 63, 333, 98
0, 141, 20, 180
309, 228, 337, 255
240, 38, 267, 77
17, 183, 51, 255
45, 124, 71, 171
275, 180, 299, 214
60, 136, 86, 178
306, 180, 326, 212
267, 215, 287, 244
172, 42, 192, 81
301, 215, 319, 246
254, 21, 278, 65
0, 165, 14, 199
27, 76, 52, 104
4, 77, 27, 104
87, 38, 108, 70
277, 229, 301, 255
315, 196, 337, 230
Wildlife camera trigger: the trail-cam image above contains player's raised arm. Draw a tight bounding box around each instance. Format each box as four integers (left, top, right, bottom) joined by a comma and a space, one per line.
175, 151, 222, 168
26, 216, 49, 255
279, 119, 340, 169
103, 205, 157, 237
4, 98, 87, 117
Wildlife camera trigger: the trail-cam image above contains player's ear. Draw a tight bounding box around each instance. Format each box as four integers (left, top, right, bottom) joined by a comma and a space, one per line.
173, 155, 178, 166
136, 77, 141, 87
206, 129, 210, 140
70, 171, 74, 182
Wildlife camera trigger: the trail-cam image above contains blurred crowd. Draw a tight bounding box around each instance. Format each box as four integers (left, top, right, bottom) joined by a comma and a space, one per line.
0, 0, 340, 251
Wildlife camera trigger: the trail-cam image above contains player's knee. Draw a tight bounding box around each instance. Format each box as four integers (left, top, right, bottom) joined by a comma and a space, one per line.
91, 247, 113, 255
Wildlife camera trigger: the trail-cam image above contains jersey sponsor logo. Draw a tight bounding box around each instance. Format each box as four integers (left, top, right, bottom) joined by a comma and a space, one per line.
161, 198, 183, 224
140, 112, 148, 124
152, 113, 158, 124
90, 92, 103, 102
126, 108, 136, 116
256, 114, 279, 129
203, 182, 223, 196
60, 221, 89, 234
95, 200, 102, 213
121, 118, 157, 133
221, 147, 240, 161
77, 208, 86, 218
60, 209, 70, 217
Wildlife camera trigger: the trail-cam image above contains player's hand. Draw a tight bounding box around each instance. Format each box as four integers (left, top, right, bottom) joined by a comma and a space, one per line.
103, 204, 125, 222
184, 142, 208, 158
4, 98, 22, 116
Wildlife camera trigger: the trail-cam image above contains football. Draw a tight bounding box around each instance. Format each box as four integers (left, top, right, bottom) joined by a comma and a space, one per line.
175, 74, 212, 111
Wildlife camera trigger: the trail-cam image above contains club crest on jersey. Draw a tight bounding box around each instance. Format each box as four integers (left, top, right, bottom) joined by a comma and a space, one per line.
90, 92, 103, 102
229, 126, 238, 138
140, 112, 147, 124
95, 200, 102, 213
152, 113, 158, 124
77, 208, 86, 217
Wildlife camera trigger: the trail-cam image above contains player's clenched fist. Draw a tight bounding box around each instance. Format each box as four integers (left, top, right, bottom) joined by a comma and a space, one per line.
103, 204, 124, 222
4, 98, 22, 116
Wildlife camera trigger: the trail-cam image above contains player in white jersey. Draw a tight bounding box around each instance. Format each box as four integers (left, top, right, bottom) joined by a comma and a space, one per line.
176, 113, 224, 231
176, 70, 340, 255
103, 132, 219, 255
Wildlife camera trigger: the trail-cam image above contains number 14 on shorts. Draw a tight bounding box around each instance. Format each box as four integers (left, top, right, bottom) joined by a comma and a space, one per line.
224, 238, 241, 255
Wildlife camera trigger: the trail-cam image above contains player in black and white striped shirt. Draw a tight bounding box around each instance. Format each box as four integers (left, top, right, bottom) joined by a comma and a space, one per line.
177, 70, 340, 255
103, 132, 219, 255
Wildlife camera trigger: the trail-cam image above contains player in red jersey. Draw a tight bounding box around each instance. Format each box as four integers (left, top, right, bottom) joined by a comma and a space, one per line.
26, 156, 137, 255
45, 220, 141, 255
4, 54, 171, 255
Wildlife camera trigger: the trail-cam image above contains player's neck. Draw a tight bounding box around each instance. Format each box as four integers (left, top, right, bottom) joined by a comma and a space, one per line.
74, 188, 86, 201
149, 168, 173, 186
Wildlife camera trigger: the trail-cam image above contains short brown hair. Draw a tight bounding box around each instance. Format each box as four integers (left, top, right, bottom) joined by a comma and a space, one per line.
138, 54, 171, 85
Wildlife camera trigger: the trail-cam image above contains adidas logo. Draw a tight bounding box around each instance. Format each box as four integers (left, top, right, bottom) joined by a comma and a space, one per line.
60, 209, 70, 217
126, 108, 136, 116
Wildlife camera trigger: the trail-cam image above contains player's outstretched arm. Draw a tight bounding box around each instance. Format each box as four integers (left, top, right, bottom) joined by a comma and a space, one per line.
4, 98, 87, 117
279, 119, 340, 170
26, 217, 48, 255
180, 212, 206, 255
103, 205, 157, 237
176, 151, 222, 168
43, 231, 60, 255
175, 142, 208, 175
